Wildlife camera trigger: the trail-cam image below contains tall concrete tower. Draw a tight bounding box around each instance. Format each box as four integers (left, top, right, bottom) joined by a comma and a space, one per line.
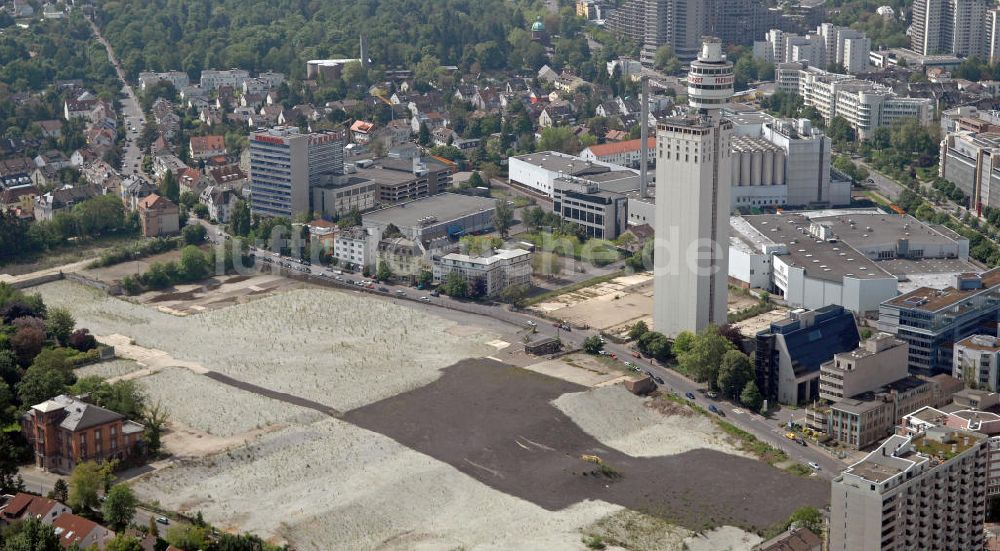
653, 37, 734, 336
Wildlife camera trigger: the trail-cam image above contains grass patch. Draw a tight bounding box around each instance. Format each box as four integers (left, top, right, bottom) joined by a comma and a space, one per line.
717, 420, 789, 465
521, 271, 625, 307
517, 231, 623, 266
785, 463, 813, 477
864, 190, 893, 208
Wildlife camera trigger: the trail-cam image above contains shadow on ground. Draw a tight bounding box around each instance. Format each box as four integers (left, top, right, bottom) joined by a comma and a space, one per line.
343, 358, 828, 531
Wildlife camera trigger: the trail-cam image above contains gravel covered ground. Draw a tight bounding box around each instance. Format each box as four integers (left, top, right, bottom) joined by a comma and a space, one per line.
137, 367, 325, 437
552, 385, 750, 458
131, 418, 622, 551
35, 281, 497, 411
74, 358, 142, 379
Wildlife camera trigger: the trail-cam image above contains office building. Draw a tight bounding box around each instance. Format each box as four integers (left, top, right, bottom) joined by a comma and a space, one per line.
310, 176, 377, 217
879, 270, 1000, 376
820, 334, 909, 402
354, 157, 452, 204
776, 63, 934, 139
826, 374, 954, 450
433, 249, 533, 298
754, 305, 860, 405
362, 193, 496, 243
248, 126, 344, 218
954, 334, 1000, 391
653, 38, 733, 336
333, 226, 373, 271
508, 151, 641, 197
552, 177, 629, 240
940, 131, 1000, 214
830, 428, 988, 551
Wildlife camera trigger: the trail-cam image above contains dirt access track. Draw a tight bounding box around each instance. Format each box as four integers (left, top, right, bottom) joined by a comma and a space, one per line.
344, 359, 828, 531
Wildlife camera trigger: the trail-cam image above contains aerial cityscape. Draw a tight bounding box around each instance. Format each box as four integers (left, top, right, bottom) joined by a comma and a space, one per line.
2, 0, 1000, 549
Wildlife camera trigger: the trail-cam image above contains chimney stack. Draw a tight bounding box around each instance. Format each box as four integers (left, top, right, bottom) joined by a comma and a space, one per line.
640, 75, 650, 199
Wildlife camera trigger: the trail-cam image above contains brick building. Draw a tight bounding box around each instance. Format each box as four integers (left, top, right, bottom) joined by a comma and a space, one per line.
23, 395, 144, 474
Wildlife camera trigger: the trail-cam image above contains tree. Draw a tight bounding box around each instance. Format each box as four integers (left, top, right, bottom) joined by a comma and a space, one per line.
228, 200, 251, 237
148, 516, 159, 538
671, 330, 696, 357
417, 270, 433, 288
383, 223, 402, 239
70, 377, 146, 420
11, 325, 45, 367
440, 271, 468, 298
468, 171, 484, 188
158, 170, 179, 203
143, 401, 168, 456
179, 245, 210, 281
583, 335, 603, 354
0, 432, 25, 494
17, 360, 73, 407
717, 350, 754, 400
492, 198, 514, 238
740, 381, 764, 412
165, 525, 210, 551
826, 116, 855, 146
677, 326, 734, 387
44, 307, 75, 347
653, 44, 680, 74
499, 284, 530, 308
538, 126, 580, 154
3, 516, 61, 551
68, 461, 102, 513
637, 331, 671, 361
102, 484, 138, 530
52, 478, 68, 502
418, 122, 431, 146
376, 261, 392, 282
182, 224, 207, 245
786, 506, 823, 534
67, 329, 98, 352
104, 535, 144, 551
628, 320, 648, 341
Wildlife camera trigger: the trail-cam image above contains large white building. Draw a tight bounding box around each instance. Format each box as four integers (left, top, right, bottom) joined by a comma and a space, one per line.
137, 71, 190, 92
940, 130, 1000, 213
729, 209, 972, 316
953, 334, 1000, 391
508, 151, 640, 197
199, 69, 250, 91
248, 127, 344, 218
777, 63, 934, 139
754, 24, 871, 74
830, 428, 988, 551
433, 249, 532, 298
653, 38, 733, 336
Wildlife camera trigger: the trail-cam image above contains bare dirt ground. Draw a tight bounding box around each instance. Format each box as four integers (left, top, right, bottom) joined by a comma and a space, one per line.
529, 273, 653, 336
137, 274, 308, 315
525, 353, 628, 387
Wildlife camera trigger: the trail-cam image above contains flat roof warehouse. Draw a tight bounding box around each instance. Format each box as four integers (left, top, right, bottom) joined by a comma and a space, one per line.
363, 193, 496, 229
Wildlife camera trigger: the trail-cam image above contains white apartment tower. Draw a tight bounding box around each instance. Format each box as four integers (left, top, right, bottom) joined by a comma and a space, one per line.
654, 37, 733, 336
830, 428, 988, 551
912, 0, 995, 58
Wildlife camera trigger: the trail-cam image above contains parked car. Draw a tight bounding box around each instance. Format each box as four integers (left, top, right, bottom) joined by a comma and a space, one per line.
706, 391, 718, 399
156, 517, 170, 525
420, 296, 430, 302
684, 392, 696, 400
708, 404, 724, 416
808, 462, 821, 470
796, 438, 807, 447
378, 286, 390, 292
526, 320, 536, 327
430, 290, 440, 297
651, 374, 664, 385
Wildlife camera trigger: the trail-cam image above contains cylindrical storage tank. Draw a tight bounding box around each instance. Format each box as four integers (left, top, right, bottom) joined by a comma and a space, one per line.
732, 153, 742, 186
763, 149, 774, 186
774, 150, 786, 186
751, 150, 762, 186
741, 150, 751, 186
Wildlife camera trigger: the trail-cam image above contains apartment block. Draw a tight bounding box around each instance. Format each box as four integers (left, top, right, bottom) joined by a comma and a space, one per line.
879, 270, 1000, 376
940, 130, 1000, 214
776, 63, 934, 140
433, 249, 532, 298
830, 428, 988, 551
903, 402, 1000, 496
954, 334, 1000, 391
754, 24, 870, 73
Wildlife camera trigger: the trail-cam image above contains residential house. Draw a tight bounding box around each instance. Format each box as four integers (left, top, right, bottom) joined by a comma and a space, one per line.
351, 120, 376, 144
52, 513, 115, 549
138, 194, 180, 237
240, 93, 265, 110
199, 186, 236, 223
0, 493, 70, 525
265, 89, 281, 106
37, 120, 63, 139
120, 176, 156, 211
242, 77, 270, 97
306, 219, 338, 252
333, 226, 374, 271
411, 112, 448, 133
376, 237, 429, 280
453, 84, 477, 103
34, 184, 102, 221
189, 136, 226, 161
539, 102, 575, 128
84, 127, 115, 148
22, 394, 144, 473
0, 157, 35, 188
206, 165, 247, 190
255, 105, 284, 127
472, 88, 501, 112
198, 107, 223, 127
753, 528, 821, 551
63, 98, 96, 120
433, 248, 533, 298
34, 150, 71, 171
177, 167, 205, 196
0, 185, 37, 217
380, 119, 413, 146
538, 65, 559, 83
554, 71, 587, 93
258, 71, 286, 88
152, 154, 188, 180
31, 166, 61, 190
